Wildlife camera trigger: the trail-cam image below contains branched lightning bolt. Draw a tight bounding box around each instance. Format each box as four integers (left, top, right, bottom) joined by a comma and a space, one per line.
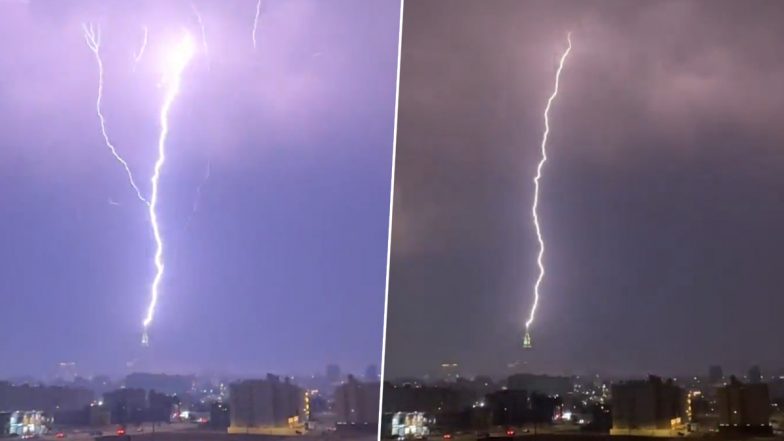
82, 23, 149, 205
525, 32, 572, 341
133, 26, 149, 69
142, 32, 196, 345
252, 0, 261, 50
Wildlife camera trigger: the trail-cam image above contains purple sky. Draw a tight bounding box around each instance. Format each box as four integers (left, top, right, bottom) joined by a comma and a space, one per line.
386, 0, 784, 378
0, 0, 399, 378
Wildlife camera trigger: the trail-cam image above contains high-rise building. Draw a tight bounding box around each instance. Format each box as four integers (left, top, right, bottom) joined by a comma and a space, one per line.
326, 365, 342, 384
56, 362, 78, 383
334, 375, 380, 426
228, 374, 307, 435
709, 365, 724, 385
364, 365, 379, 382
610, 376, 686, 436
439, 363, 459, 381
717, 376, 771, 434
747, 365, 762, 384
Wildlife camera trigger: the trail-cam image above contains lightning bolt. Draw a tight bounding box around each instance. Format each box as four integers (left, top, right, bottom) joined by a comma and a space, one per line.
82, 23, 149, 205
252, 0, 261, 50
191, 3, 210, 66
142, 32, 197, 346
133, 26, 149, 69
524, 32, 572, 348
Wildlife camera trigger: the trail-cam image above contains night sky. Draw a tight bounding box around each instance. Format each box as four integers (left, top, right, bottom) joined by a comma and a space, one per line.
0, 0, 399, 378
385, 0, 784, 378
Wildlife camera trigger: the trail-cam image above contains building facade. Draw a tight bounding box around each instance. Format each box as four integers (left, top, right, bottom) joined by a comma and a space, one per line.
334, 375, 379, 426
610, 376, 686, 437
228, 374, 307, 435
0, 382, 93, 413
717, 377, 771, 434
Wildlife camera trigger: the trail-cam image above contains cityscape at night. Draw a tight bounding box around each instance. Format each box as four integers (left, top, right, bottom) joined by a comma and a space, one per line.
3, 0, 784, 440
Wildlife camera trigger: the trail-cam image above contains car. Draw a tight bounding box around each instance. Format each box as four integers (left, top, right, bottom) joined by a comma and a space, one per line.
506, 429, 516, 437
55, 433, 65, 439
442, 434, 453, 439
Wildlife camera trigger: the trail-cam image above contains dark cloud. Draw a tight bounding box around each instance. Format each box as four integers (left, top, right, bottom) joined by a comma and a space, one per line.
385, 0, 784, 378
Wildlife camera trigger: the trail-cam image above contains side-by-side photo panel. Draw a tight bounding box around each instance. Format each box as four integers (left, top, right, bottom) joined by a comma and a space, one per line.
0, 1, 401, 440
383, 1, 784, 439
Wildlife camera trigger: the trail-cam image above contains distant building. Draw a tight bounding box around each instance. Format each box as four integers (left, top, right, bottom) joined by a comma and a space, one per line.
148, 390, 178, 422
506, 374, 571, 397
56, 362, 78, 383
708, 365, 724, 385
89, 404, 111, 426
124, 373, 194, 395
610, 376, 686, 437
334, 375, 379, 426
382, 383, 466, 414
0, 382, 93, 413
326, 365, 342, 384
747, 365, 762, 384
365, 365, 379, 382
209, 402, 230, 429
485, 389, 559, 426
717, 376, 771, 435
103, 388, 147, 424
228, 374, 307, 435
439, 363, 460, 381
486, 389, 529, 426
769, 377, 784, 401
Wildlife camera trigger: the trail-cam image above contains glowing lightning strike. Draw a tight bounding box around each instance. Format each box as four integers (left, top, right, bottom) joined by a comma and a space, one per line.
524, 32, 572, 349
141, 32, 197, 346
252, 0, 261, 50
82, 23, 149, 205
